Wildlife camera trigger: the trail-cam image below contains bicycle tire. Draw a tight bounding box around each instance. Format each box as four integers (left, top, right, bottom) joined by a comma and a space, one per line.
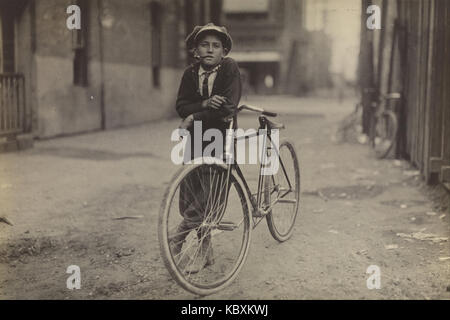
373, 110, 398, 159
264, 139, 301, 242
158, 161, 252, 296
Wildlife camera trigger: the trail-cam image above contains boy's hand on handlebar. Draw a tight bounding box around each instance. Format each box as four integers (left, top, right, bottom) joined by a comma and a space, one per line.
179, 114, 194, 130
202, 95, 227, 110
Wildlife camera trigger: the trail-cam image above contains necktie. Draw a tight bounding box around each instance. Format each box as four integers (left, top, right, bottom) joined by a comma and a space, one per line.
201, 71, 213, 99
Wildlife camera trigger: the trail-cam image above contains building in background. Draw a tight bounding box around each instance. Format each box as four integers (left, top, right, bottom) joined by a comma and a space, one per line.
304, 0, 361, 99
305, 0, 360, 83
222, 0, 291, 95
222, 0, 341, 96
0, 0, 360, 149
0, 0, 218, 146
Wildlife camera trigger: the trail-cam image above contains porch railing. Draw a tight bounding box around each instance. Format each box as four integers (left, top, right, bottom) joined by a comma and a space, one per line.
0, 73, 26, 137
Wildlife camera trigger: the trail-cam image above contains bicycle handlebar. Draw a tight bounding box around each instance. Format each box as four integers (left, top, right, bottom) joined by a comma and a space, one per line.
262, 110, 277, 117
237, 105, 277, 117
372, 93, 402, 105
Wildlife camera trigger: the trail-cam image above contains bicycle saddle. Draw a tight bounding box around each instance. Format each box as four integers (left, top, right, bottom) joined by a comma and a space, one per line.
265, 118, 285, 130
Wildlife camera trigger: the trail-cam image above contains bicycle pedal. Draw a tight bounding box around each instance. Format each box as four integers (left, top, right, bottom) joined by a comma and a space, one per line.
217, 221, 237, 231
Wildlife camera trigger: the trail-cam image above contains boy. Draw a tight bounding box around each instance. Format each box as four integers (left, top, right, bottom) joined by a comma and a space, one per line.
170, 23, 242, 273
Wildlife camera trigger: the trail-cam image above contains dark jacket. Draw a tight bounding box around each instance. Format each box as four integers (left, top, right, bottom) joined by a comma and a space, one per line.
175, 57, 242, 134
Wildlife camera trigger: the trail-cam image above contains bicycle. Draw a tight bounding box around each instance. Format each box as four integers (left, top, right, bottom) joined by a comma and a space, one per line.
336, 100, 364, 144
158, 104, 300, 295
368, 92, 401, 159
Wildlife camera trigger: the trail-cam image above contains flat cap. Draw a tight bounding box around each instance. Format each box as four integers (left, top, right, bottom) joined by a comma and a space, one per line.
185, 23, 233, 53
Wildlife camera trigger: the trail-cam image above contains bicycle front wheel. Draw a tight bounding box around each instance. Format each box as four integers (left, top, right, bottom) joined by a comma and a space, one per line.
158, 162, 252, 296
264, 139, 301, 242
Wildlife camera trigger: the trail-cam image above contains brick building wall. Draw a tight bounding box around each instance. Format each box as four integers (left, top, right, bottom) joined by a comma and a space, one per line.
7, 0, 190, 139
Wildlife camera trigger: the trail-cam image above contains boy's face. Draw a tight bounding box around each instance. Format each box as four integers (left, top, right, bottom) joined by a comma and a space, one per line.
195, 34, 226, 69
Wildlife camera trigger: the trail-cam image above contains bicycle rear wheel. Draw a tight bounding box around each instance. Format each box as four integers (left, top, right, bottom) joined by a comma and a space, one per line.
373, 110, 398, 159
264, 139, 300, 242
158, 162, 252, 295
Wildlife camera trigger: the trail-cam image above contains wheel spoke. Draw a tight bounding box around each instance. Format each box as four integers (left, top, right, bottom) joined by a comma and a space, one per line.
159, 164, 251, 294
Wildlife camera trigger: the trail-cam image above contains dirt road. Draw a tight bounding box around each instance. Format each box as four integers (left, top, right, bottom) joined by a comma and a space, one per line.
0, 95, 449, 299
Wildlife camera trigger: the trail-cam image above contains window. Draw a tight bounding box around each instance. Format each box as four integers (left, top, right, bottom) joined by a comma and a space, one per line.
223, 0, 269, 20
0, 12, 15, 73
72, 0, 88, 86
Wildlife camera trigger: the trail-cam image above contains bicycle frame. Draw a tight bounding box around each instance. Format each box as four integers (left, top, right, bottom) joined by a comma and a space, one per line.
218, 116, 294, 229
160, 106, 300, 295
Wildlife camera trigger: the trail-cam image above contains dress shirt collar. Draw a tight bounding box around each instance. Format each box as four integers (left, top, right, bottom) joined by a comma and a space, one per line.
198, 63, 221, 76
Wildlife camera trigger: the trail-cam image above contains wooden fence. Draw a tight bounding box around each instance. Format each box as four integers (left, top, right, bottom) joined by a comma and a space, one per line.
360, 0, 450, 188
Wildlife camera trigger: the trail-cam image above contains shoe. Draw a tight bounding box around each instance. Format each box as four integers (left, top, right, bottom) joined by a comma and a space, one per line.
169, 220, 193, 258
169, 238, 183, 258
184, 240, 214, 274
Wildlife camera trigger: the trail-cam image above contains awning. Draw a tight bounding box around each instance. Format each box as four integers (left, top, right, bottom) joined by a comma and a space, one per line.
223, 0, 269, 13
229, 51, 281, 63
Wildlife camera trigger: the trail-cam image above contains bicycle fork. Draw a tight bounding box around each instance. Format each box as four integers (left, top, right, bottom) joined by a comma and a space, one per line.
210, 120, 236, 231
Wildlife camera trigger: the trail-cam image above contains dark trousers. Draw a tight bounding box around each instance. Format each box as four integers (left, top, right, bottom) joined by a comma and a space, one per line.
176, 165, 229, 244
174, 123, 235, 244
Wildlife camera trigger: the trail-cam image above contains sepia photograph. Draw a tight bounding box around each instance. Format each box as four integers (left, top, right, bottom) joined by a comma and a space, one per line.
0, 0, 449, 304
